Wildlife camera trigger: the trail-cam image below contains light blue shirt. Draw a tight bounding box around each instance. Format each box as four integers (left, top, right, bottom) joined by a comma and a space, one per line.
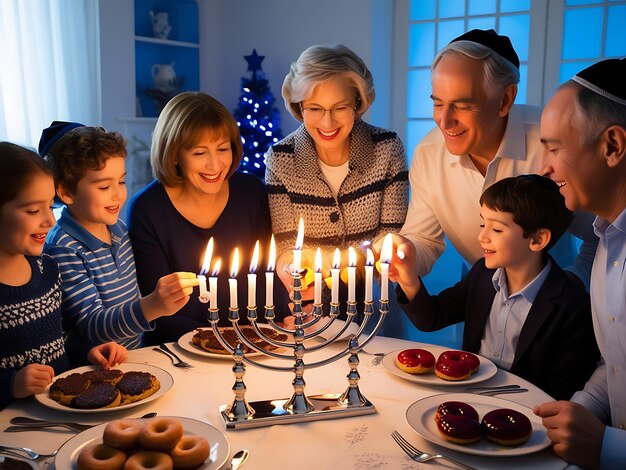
571, 208, 626, 468
479, 260, 552, 370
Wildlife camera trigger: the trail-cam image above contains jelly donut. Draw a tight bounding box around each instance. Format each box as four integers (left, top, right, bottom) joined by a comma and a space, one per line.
169, 435, 211, 469
435, 351, 471, 380
76, 443, 126, 470
139, 418, 184, 451
459, 351, 480, 374
435, 401, 479, 424
436, 414, 482, 445
103, 418, 142, 450
124, 451, 173, 470
395, 349, 436, 374
481, 408, 532, 446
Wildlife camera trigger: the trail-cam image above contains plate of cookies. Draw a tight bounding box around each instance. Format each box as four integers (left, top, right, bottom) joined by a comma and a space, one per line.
381, 346, 497, 386
406, 392, 551, 456
35, 363, 173, 413
178, 326, 290, 359
55, 416, 229, 469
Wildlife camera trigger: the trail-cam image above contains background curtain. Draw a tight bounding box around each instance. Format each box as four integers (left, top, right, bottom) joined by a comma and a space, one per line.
0, 0, 99, 149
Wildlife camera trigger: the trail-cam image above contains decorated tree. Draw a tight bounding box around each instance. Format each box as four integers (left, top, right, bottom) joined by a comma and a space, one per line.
233, 49, 283, 179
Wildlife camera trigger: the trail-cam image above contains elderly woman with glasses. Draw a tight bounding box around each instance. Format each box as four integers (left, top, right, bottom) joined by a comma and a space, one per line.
265, 44, 409, 320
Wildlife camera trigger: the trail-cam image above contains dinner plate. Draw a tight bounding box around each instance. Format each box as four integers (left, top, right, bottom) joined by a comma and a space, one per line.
55, 416, 229, 469
406, 392, 551, 456
35, 363, 173, 413
381, 347, 497, 386
178, 326, 289, 359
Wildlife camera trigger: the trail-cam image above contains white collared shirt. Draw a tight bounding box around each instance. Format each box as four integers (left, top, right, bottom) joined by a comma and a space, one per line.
479, 260, 552, 370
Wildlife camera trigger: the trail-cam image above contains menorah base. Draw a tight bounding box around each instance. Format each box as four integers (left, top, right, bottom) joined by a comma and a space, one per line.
219, 394, 376, 430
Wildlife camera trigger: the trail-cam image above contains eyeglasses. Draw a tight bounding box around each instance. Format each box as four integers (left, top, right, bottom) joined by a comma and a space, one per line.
300, 104, 356, 122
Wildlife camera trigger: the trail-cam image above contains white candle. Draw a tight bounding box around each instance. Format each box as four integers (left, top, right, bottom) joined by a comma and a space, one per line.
198, 237, 213, 300
209, 259, 220, 310
365, 248, 374, 302
197, 274, 208, 299
248, 241, 259, 308
229, 248, 240, 309
331, 248, 340, 304
380, 233, 393, 301
293, 217, 304, 273
314, 247, 322, 304
348, 247, 356, 303
266, 235, 276, 307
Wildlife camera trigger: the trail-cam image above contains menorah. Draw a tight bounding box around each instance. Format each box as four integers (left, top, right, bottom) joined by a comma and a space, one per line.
197, 226, 394, 430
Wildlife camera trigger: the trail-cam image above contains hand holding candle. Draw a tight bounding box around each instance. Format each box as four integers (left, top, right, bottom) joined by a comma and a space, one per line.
229, 248, 240, 309
380, 233, 393, 301
314, 248, 322, 305
266, 235, 276, 307
365, 248, 374, 302
198, 238, 213, 301
348, 247, 356, 303
331, 248, 340, 304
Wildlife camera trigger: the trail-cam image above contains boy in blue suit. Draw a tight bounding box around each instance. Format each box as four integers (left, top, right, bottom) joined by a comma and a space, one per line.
392, 174, 599, 400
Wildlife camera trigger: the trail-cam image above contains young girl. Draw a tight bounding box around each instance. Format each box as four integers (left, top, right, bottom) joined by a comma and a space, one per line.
0, 142, 127, 409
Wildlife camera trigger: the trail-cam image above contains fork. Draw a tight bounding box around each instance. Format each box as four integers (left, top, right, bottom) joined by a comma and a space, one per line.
476, 388, 529, 396
0, 445, 58, 460
360, 348, 385, 365
391, 430, 478, 470
153, 345, 193, 368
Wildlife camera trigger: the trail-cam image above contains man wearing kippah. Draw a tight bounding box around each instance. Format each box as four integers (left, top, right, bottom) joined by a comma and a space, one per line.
534, 58, 626, 469
393, 29, 597, 289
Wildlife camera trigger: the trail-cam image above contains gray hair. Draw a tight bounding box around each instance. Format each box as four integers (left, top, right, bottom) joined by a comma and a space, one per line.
432, 41, 520, 94
566, 80, 626, 145
281, 44, 375, 121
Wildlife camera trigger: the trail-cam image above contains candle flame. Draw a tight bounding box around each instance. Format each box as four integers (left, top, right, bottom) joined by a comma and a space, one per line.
211, 259, 221, 277
250, 240, 260, 274
348, 246, 357, 267
200, 237, 213, 275
381, 233, 393, 264
295, 217, 304, 250
315, 247, 322, 273
332, 248, 341, 269
366, 248, 374, 266
230, 248, 240, 278
267, 235, 276, 272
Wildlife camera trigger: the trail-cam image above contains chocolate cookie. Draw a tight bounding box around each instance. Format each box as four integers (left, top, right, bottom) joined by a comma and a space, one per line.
49, 373, 90, 405
70, 382, 121, 409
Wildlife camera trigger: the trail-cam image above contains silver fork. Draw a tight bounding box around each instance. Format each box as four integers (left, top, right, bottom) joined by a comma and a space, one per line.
477, 388, 529, 396
391, 430, 478, 470
360, 349, 385, 365
0, 445, 58, 460
153, 344, 193, 368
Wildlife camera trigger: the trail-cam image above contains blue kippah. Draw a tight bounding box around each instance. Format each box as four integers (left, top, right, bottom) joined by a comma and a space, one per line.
38, 121, 85, 157
450, 29, 520, 70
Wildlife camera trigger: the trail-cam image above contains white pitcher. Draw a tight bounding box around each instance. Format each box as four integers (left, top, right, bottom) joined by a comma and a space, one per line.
151, 63, 177, 92
149, 10, 171, 39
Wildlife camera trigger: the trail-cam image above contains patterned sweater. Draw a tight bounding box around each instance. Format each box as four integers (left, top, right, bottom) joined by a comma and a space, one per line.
0, 255, 69, 409
265, 120, 409, 309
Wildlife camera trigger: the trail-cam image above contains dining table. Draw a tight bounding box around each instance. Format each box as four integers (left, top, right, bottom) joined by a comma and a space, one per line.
0, 332, 567, 470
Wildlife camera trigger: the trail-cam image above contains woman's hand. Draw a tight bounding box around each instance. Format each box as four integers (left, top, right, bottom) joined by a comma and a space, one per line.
141, 272, 200, 321
12, 364, 54, 399
88, 342, 128, 369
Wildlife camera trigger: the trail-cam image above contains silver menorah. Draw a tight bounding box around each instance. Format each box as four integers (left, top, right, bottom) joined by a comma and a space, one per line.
207, 268, 389, 429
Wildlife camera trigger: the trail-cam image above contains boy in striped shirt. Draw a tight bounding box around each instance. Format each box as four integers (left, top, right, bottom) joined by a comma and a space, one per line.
40, 122, 198, 355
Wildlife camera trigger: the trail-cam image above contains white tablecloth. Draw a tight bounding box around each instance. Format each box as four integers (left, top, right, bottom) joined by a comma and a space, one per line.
0, 334, 566, 469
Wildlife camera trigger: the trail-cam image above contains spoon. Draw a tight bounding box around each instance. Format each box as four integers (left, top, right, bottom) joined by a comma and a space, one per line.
229, 449, 249, 469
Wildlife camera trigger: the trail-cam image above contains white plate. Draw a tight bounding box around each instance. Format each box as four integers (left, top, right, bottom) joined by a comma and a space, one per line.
35, 363, 173, 413
55, 416, 229, 470
406, 392, 551, 456
178, 326, 288, 359
382, 347, 497, 386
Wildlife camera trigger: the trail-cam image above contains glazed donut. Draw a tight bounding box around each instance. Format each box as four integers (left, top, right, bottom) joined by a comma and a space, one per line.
459, 351, 480, 374
139, 418, 184, 452
435, 401, 479, 424
77, 443, 126, 470
124, 451, 173, 470
169, 435, 211, 469
103, 419, 142, 450
395, 349, 436, 374
435, 351, 471, 381
481, 408, 532, 446
436, 414, 482, 445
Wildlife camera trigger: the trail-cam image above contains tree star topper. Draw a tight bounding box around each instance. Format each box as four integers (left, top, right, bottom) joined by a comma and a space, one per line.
245, 49, 265, 74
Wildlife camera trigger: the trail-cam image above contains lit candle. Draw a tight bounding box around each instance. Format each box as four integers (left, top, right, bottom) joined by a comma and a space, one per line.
314, 247, 322, 304
229, 248, 240, 309
198, 238, 213, 300
248, 241, 259, 308
209, 259, 220, 310
293, 217, 304, 273
380, 233, 393, 301
331, 248, 341, 304
266, 235, 276, 307
348, 247, 356, 303
365, 248, 374, 302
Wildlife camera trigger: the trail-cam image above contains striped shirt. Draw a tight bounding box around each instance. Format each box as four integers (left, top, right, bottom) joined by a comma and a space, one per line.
44, 208, 151, 349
